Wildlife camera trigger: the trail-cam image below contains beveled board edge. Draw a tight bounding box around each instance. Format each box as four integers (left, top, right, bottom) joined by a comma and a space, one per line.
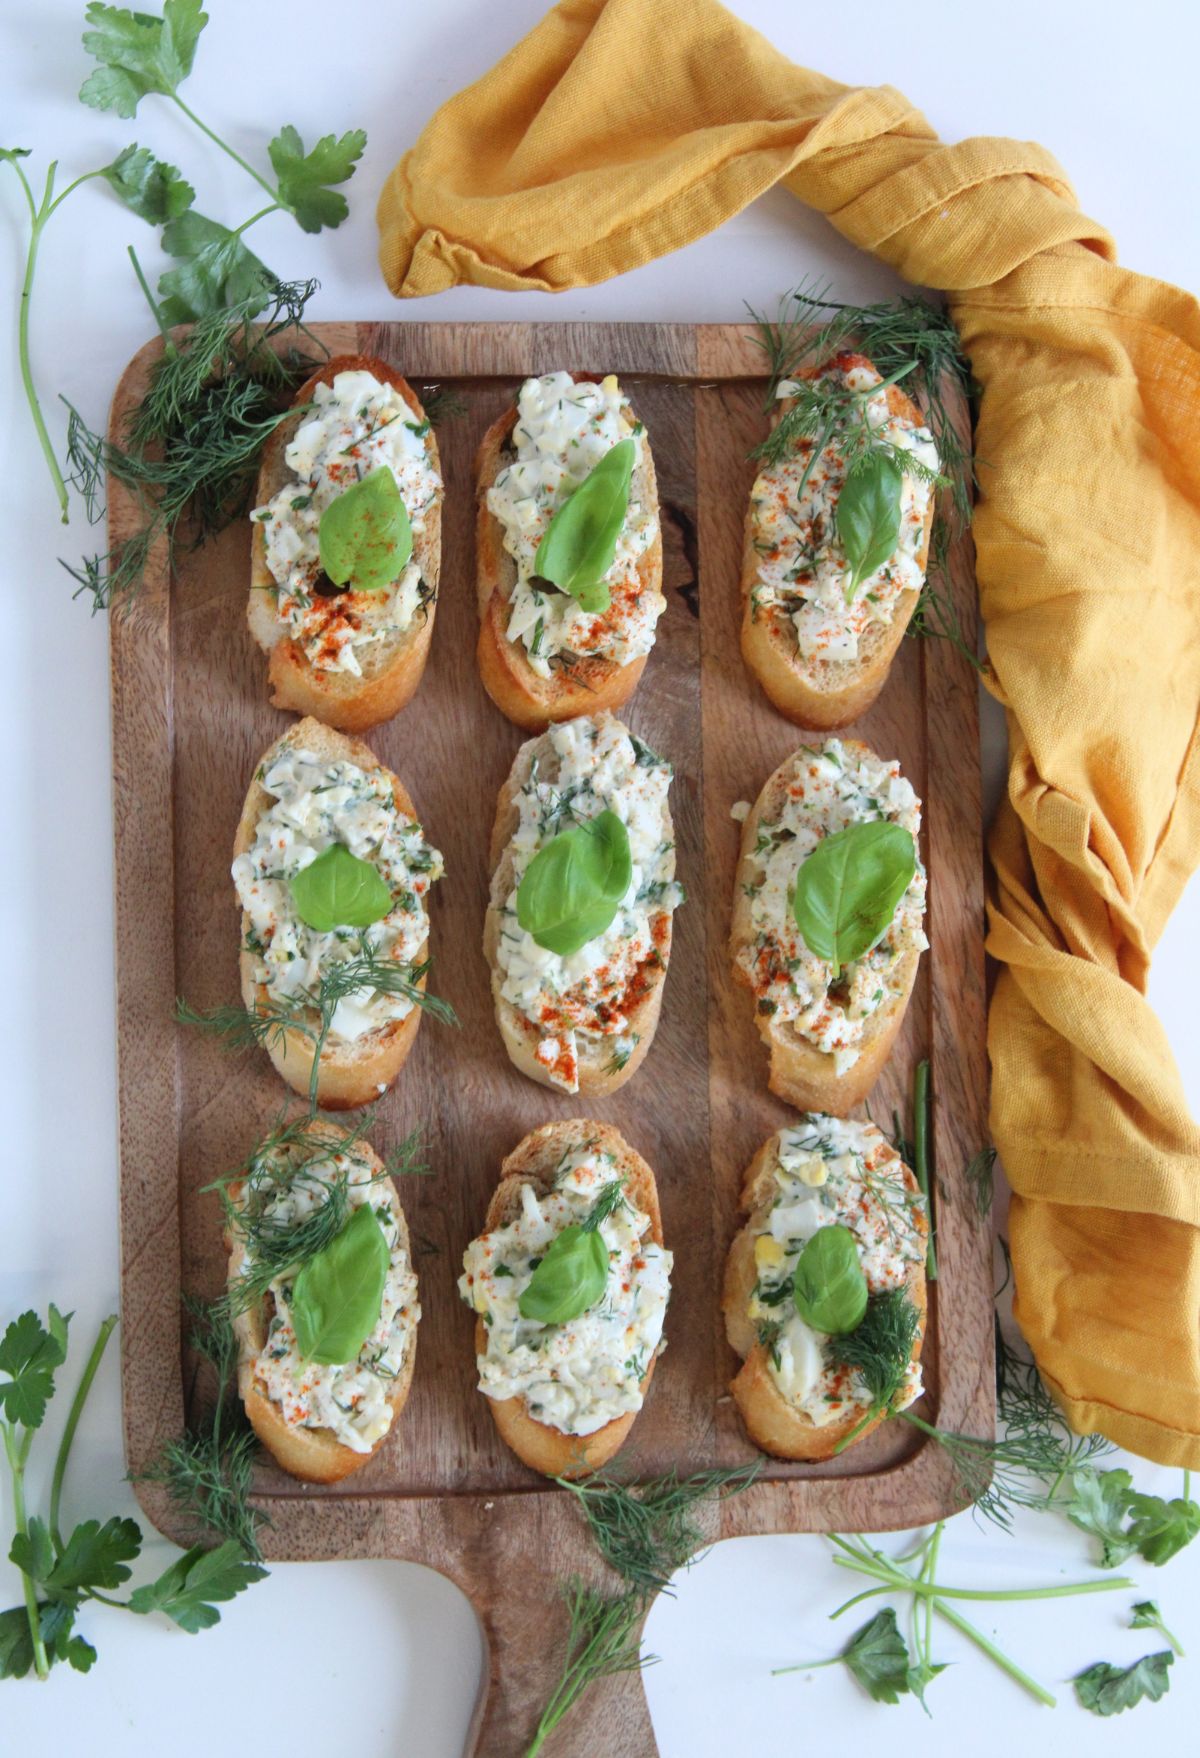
110, 321, 992, 1758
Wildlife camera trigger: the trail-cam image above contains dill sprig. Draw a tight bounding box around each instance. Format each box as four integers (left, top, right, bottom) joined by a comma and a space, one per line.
748, 277, 976, 530
524, 1582, 654, 1758
965, 1146, 998, 1217
138, 1296, 265, 1562
62, 278, 321, 612
749, 360, 945, 493
557, 1463, 761, 1595
176, 941, 457, 1112
903, 1325, 1113, 1529
580, 1177, 629, 1235
831, 1289, 923, 1454
417, 383, 467, 425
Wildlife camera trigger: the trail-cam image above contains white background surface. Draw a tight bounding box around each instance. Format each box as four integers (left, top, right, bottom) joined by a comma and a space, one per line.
2, 1, 1198, 1753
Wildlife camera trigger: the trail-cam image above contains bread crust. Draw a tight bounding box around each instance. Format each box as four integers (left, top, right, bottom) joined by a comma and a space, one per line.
233, 716, 430, 1110
730, 739, 921, 1115
474, 378, 662, 731
249, 352, 441, 732
228, 1120, 417, 1484
472, 1120, 664, 1478
722, 1129, 927, 1461
483, 717, 673, 1096
741, 352, 933, 729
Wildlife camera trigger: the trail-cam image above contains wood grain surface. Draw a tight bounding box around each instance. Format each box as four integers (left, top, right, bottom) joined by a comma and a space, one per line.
110, 321, 992, 1758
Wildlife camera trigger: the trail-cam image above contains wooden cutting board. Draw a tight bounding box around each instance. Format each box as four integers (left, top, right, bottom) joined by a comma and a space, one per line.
110, 320, 993, 1757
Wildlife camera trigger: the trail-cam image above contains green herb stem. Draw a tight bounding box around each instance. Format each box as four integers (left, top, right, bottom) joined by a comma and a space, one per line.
49, 1313, 119, 1550
127, 246, 174, 350
3, 1422, 49, 1680
930, 1596, 1056, 1708
169, 95, 281, 206
912, 1058, 936, 1281
830, 1553, 1133, 1604
232, 202, 282, 238
11, 159, 70, 522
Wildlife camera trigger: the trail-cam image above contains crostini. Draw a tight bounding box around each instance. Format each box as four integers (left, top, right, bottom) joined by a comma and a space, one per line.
723, 1115, 927, 1461
232, 716, 447, 1110
249, 353, 442, 732
742, 352, 938, 728
484, 712, 684, 1095
731, 738, 926, 1114
475, 371, 664, 729
224, 1118, 419, 1483
459, 1120, 671, 1478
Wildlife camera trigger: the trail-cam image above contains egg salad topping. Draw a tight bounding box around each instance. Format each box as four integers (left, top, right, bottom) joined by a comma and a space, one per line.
748, 1117, 925, 1426
749, 361, 938, 662
496, 714, 684, 1093
245, 1147, 418, 1452
736, 739, 926, 1073
486, 372, 663, 678
459, 1144, 672, 1437
232, 745, 443, 1044
252, 369, 441, 676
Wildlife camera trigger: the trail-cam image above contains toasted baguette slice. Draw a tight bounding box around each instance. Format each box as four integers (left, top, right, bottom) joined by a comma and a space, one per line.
469, 1120, 665, 1478
233, 717, 432, 1110
741, 352, 934, 729
723, 1123, 927, 1461
249, 353, 441, 732
730, 739, 923, 1115
228, 1120, 417, 1483
483, 715, 675, 1096
474, 375, 662, 730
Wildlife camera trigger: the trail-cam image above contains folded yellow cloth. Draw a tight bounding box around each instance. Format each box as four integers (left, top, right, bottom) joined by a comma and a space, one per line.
380, 0, 1200, 1465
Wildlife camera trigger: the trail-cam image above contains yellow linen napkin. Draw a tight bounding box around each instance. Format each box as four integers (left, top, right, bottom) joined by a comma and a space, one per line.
380, 0, 1200, 1466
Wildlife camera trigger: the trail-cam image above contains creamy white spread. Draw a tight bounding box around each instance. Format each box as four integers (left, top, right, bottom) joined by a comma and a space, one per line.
749, 360, 938, 662
495, 713, 684, 1093
459, 1143, 672, 1437
747, 1116, 924, 1426
252, 369, 441, 676
232, 744, 443, 1044
245, 1145, 418, 1452
486, 372, 663, 679
736, 738, 926, 1074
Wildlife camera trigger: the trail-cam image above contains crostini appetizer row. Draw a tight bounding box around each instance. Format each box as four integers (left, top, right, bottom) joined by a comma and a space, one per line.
247, 350, 935, 734
215, 1110, 926, 1482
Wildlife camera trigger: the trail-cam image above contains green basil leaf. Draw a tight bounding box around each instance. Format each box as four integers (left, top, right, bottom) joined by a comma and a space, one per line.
533, 437, 636, 613
516, 809, 632, 956
518, 1225, 608, 1325
791, 1225, 868, 1334
792, 820, 916, 979
290, 1204, 390, 1366
289, 844, 392, 933
837, 449, 903, 602
1074, 1652, 1173, 1716
318, 467, 412, 593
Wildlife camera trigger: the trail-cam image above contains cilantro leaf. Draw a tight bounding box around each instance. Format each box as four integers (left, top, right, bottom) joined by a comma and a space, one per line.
1074, 1651, 1173, 1715
102, 144, 194, 223
0, 1306, 70, 1429
8, 1516, 55, 1584
80, 0, 207, 117
1131, 1600, 1184, 1655
127, 1540, 266, 1632
267, 125, 366, 233
840, 1608, 915, 1704
1125, 1491, 1200, 1566
0, 1598, 94, 1679
42, 1517, 142, 1594
1067, 1468, 1138, 1568
157, 212, 274, 324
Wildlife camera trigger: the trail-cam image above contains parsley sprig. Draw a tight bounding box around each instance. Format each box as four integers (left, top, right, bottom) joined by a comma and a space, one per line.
1, 1305, 264, 1681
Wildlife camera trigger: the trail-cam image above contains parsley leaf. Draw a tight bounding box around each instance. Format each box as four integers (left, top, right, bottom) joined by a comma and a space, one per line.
1125, 1491, 1200, 1566
157, 211, 274, 323
44, 1517, 143, 1595
268, 125, 367, 233
0, 1306, 70, 1428
1067, 1467, 1138, 1567
80, 0, 207, 117
127, 1539, 267, 1632
102, 144, 194, 223
839, 1608, 916, 1704
1131, 1600, 1184, 1655
0, 1604, 39, 1678
1074, 1651, 1173, 1715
